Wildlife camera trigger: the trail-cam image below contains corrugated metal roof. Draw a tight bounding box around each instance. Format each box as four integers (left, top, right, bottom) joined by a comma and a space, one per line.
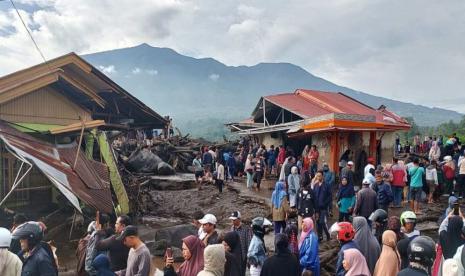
263, 89, 409, 128
0, 121, 113, 213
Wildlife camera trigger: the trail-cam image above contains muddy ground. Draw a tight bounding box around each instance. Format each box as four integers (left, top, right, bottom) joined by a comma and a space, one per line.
51, 174, 448, 275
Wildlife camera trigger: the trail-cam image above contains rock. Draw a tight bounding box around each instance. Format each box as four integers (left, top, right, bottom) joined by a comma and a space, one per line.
158, 162, 175, 175
147, 174, 196, 190
126, 148, 174, 175
151, 224, 198, 255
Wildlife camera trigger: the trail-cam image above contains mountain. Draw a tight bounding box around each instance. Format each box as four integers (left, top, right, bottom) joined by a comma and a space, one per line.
83, 43, 463, 139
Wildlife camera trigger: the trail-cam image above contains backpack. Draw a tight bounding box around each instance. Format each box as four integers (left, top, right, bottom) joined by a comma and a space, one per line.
85, 232, 98, 275
445, 166, 455, 180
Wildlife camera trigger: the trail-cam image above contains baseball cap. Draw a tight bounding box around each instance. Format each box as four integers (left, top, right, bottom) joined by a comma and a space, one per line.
117, 225, 138, 241
229, 211, 241, 220
198, 214, 217, 225
348, 161, 354, 166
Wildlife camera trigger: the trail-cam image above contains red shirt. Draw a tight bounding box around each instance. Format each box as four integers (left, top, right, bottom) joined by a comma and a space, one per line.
391, 164, 406, 187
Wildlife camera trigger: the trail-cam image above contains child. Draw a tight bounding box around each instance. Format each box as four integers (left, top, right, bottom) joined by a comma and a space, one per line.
426, 160, 438, 203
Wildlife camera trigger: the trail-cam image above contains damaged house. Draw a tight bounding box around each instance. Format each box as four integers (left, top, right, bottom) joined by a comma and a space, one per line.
227, 89, 410, 177
0, 53, 167, 217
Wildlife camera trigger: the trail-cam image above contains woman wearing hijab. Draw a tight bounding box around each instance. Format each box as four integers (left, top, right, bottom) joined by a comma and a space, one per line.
373, 230, 400, 276
352, 216, 381, 274
429, 141, 441, 162
271, 181, 289, 234
197, 244, 226, 276
260, 234, 299, 276
342, 248, 371, 276
288, 166, 301, 208
337, 176, 355, 222
439, 215, 465, 259
298, 218, 320, 276
221, 232, 242, 276
387, 216, 405, 242
164, 235, 205, 276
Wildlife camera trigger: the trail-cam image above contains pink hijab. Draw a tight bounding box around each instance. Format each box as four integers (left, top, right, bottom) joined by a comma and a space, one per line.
298, 218, 314, 249
178, 235, 205, 276
344, 248, 371, 276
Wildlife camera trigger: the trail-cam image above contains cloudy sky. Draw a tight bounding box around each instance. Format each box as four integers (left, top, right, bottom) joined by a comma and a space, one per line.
1, 0, 464, 113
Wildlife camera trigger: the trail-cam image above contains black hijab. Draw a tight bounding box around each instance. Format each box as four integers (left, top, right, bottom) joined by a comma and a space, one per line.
440, 215, 465, 259
224, 231, 242, 264
338, 177, 355, 199
275, 233, 290, 255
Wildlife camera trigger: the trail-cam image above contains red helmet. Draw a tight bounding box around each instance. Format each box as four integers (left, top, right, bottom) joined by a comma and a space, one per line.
336, 222, 355, 242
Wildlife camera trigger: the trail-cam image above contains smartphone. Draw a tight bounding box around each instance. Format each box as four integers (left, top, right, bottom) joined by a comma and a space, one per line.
165, 247, 173, 259
454, 202, 460, 215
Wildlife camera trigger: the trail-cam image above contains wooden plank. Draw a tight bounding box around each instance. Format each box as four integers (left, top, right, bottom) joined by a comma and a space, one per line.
97, 131, 129, 215
49, 120, 105, 134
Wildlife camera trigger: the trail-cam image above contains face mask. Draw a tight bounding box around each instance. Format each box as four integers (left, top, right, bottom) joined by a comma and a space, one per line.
303, 190, 308, 195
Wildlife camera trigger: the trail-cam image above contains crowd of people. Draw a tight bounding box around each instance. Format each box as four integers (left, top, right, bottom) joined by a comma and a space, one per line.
1, 133, 465, 276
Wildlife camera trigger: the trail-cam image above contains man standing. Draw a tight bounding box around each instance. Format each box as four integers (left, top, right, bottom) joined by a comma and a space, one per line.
408, 158, 425, 214
322, 163, 335, 216
192, 153, 204, 187
95, 215, 132, 271
354, 179, 379, 221
314, 171, 331, 241
391, 158, 406, 207
12, 222, 57, 276
230, 211, 252, 276
116, 226, 151, 276
309, 145, 319, 177
199, 214, 219, 246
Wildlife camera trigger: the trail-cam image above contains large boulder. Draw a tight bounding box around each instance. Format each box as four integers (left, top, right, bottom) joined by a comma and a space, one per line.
152, 224, 198, 256
126, 148, 174, 175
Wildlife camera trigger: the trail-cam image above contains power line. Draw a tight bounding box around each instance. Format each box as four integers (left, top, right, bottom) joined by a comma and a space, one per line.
9, 0, 49, 65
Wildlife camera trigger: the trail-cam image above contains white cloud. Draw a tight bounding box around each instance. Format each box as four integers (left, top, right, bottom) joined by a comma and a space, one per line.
209, 73, 219, 81
146, 69, 158, 76
98, 65, 116, 74
132, 67, 141, 74
0, 1, 464, 113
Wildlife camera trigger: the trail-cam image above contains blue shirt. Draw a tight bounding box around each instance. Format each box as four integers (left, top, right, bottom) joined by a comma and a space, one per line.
409, 166, 425, 188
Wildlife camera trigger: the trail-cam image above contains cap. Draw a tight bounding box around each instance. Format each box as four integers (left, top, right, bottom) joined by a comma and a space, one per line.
117, 225, 138, 241
228, 211, 241, 220
199, 214, 217, 225
348, 161, 354, 166
362, 178, 370, 185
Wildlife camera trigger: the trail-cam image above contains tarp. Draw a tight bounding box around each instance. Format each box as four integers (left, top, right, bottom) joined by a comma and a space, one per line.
0, 121, 113, 213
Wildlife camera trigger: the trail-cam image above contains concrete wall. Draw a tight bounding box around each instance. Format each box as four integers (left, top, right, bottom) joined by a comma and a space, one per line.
310, 133, 331, 166
380, 131, 396, 164
257, 132, 284, 148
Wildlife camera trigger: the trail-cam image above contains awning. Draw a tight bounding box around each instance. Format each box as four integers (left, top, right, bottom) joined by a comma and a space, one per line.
0, 121, 113, 213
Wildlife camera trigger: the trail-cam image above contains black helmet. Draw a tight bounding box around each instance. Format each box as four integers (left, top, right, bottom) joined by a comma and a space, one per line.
369, 209, 388, 224
408, 236, 436, 267
12, 222, 43, 243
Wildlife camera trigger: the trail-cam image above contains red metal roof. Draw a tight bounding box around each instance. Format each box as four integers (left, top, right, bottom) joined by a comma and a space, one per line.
263, 89, 410, 128
0, 121, 113, 213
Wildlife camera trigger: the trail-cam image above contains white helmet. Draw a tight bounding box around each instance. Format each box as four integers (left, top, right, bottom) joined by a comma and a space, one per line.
0, 227, 12, 248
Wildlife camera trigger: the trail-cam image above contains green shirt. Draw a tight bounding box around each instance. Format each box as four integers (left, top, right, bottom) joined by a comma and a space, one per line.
409, 166, 425, 188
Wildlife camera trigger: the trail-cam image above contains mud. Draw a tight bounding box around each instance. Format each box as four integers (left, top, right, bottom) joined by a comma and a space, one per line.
52, 175, 451, 275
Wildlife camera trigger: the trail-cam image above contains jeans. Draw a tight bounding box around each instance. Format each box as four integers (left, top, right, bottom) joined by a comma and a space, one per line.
228, 167, 235, 180
246, 172, 253, 188
392, 186, 403, 206
317, 210, 330, 240
274, 221, 286, 234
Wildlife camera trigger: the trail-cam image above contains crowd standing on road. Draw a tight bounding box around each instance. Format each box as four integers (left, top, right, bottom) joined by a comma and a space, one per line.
2, 134, 465, 276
